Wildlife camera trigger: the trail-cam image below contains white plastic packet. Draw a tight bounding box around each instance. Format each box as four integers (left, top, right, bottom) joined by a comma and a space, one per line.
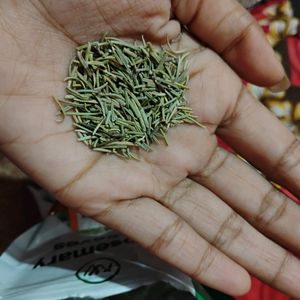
0, 212, 209, 300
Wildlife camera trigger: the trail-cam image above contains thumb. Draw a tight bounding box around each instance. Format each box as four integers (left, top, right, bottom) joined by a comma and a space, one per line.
172, 0, 289, 91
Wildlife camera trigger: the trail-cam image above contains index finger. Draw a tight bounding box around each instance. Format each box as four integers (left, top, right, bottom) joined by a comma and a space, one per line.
218, 87, 300, 199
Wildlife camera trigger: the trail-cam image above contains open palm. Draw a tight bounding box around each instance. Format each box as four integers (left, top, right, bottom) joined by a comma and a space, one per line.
1, 0, 300, 297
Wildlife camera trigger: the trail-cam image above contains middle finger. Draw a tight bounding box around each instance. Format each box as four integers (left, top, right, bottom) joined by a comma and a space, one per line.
192, 145, 300, 253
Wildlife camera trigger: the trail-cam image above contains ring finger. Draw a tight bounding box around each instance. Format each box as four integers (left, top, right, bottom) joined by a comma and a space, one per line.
159, 178, 300, 298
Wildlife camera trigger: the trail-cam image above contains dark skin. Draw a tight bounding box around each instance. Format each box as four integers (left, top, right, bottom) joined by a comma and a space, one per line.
0, 0, 299, 297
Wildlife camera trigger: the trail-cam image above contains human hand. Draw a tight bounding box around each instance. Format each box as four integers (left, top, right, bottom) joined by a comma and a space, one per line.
0, 0, 299, 297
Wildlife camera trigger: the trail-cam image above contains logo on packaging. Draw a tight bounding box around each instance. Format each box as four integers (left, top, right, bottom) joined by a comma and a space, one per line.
76, 257, 120, 284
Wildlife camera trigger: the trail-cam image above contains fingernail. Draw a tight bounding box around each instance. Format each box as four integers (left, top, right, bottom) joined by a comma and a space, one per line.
269, 74, 291, 92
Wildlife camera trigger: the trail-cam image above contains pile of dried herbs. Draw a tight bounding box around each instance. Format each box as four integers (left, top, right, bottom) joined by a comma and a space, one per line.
56, 37, 200, 159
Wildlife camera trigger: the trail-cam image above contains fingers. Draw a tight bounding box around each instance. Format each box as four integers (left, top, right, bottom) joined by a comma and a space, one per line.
191, 146, 300, 253
160, 178, 300, 298
217, 88, 300, 198
90, 197, 250, 296
172, 0, 288, 89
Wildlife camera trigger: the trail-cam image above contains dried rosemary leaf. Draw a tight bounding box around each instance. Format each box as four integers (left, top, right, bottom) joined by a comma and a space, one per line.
55, 36, 202, 159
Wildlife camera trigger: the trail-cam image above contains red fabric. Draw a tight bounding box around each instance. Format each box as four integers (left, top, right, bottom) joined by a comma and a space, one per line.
251, 0, 287, 20
282, 187, 300, 204
237, 277, 290, 300
250, 0, 287, 34
288, 36, 300, 88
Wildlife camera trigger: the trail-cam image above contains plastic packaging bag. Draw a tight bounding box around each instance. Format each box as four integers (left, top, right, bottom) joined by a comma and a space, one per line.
0, 212, 208, 300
